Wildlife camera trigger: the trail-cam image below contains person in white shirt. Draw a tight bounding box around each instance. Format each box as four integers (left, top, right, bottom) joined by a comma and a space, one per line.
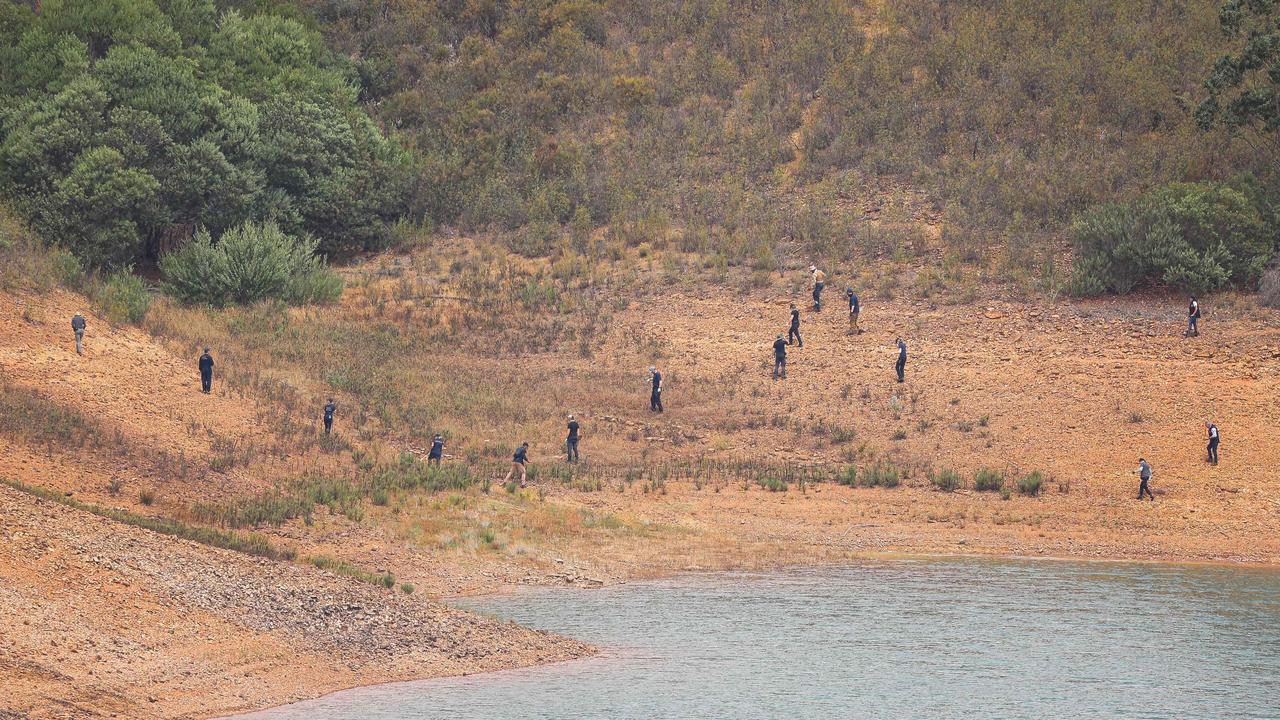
1205, 421, 1219, 466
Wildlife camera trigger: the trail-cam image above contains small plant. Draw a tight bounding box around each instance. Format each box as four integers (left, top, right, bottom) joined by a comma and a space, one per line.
973, 468, 1004, 492
956, 420, 975, 433
1018, 471, 1044, 496
95, 269, 152, 324
837, 466, 858, 487
930, 468, 962, 492
139, 490, 155, 506
400, 583, 415, 595
978, 414, 990, 427
860, 463, 900, 488
1127, 411, 1144, 424
108, 477, 124, 496
891, 429, 907, 441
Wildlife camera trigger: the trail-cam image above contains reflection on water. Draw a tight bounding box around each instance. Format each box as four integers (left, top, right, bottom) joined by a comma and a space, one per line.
231, 558, 1280, 720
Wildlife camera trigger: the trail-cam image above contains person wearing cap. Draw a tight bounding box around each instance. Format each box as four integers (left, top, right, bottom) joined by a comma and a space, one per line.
894, 338, 907, 383
649, 366, 663, 413
772, 334, 788, 380
505, 442, 530, 487
566, 414, 581, 463
788, 303, 802, 347
198, 347, 215, 394
847, 289, 860, 333
71, 312, 86, 355
428, 433, 445, 466
1135, 458, 1154, 500
810, 265, 826, 311
323, 398, 337, 435
1205, 421, 1219, 466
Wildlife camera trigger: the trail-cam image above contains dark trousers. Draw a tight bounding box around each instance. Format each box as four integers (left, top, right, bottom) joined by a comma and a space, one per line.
650, 390, 663, 412
895, 357, 906, 383
788, 326, 802, 346
201, 370, 212, 393
324, 417, 333, 435
1208, 438, 1219, 465
1138, 478, 1154, 500
428, 454, 441, 466
1187, 317, 1199, 337
74, 329, 84, 355
567, 437, 579, 463
773, 356, 787, 379
813, 282, 824, 311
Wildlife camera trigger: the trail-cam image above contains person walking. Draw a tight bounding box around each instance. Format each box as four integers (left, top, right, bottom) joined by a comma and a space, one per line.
198, 347, 214, 394
1135, 458, 1155, 501
788, 304, 803, 347
566, 415, 581, 463
773, 334, 788, 380
428, 433, 444, 466
894, 338, 907, 384
323, 398, 337, 435
810, 265, 826, 311
649, 366, 664, 413
1185, 296, 1201, 337
847, 289, 861, 334
71, 312, 86, 355
505, 442, 530, 487
1206, 421, 1219, 466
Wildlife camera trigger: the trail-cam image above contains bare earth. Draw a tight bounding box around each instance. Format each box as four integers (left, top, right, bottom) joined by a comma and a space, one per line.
2, 271, 1278, 718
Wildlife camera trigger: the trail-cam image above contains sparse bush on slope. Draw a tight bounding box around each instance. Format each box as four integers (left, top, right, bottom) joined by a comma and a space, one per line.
160, 221, 343, 307
1071, 180, 1276, 295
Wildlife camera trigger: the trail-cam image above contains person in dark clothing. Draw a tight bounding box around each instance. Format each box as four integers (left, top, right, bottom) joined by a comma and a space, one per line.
1185, 296, 1201, 337
71, 312, 86, 355
505, 442, 530, 487
323, 399, 336, 435
649, 366, 663, 412
773, 334, 788, 380
894, 338, 907, 383
566, 415, 581, 463
1135, 458, 1154, 500
788, 304, 802, 347
428, 434, 444, 466
1205, 421, 1219, 465
847, 289, 861, 334
198, 347, 214, 394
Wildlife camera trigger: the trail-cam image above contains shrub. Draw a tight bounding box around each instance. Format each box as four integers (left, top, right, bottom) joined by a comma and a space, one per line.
1018, 471, 1044, 496
95, 269, 151, 324
1071, 182, 1275, 295
160, 221, 343, 307
973, 468, 1004, 492
930, 468, 961, 492
860, 463, 900, 488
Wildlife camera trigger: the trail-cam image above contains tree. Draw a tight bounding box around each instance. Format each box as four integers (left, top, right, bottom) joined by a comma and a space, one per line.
1197, 0, 1280, 136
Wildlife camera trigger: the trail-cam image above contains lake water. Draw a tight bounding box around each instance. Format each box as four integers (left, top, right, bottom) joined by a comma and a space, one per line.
234, 558, 1280, 719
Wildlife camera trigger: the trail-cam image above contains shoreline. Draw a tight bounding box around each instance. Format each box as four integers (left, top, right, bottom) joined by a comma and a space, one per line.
220, 550, 1280, 719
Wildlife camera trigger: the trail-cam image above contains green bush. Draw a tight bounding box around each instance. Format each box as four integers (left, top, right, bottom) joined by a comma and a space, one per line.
1018, 471, 1044, 496
859, 463, 900, 488
930, 468, 962, 492
1071, 182, 1275, 295
160, 221, 343, 307
973, 468, 1004, 492
95, 269, 151, 324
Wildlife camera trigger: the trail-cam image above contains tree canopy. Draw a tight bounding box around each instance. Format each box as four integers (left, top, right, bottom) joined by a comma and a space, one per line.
0, 0, 411, 267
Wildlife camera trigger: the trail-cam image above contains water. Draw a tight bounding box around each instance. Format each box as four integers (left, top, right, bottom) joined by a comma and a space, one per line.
235, 558, 1280, 719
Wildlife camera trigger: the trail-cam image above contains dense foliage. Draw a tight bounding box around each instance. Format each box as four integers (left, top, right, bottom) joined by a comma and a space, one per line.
297, 0, 1269, 270
0, 0, 412, 268
1198, 0, 1280, 135
1070, 180, 1277, 295
160, 221, 343, 306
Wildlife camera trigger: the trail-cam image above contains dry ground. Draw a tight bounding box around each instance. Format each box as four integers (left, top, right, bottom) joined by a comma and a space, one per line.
2, 246, 1278, 718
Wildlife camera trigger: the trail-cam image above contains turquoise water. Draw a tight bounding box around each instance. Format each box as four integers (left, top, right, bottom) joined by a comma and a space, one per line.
234, 559, 1280, 719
